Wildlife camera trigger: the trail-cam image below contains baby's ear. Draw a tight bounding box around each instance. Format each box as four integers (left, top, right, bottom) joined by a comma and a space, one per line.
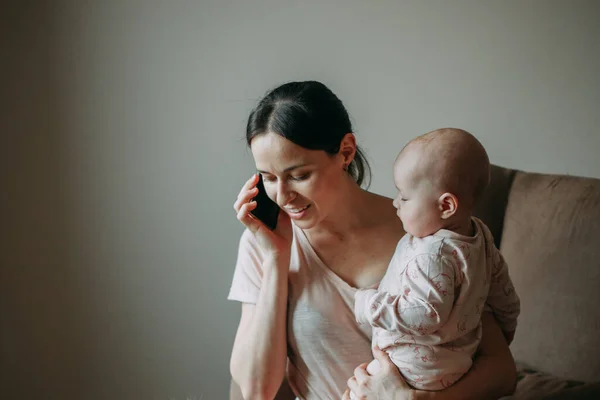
438, 192, 458, 219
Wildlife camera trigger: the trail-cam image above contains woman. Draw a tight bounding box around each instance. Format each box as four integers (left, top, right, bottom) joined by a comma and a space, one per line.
228, 81, 516, 400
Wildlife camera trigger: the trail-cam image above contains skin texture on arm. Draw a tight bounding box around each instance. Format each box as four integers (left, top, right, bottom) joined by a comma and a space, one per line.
229, 256, 289, 400
343, 312, 517, 400
230, 174, 295, 400
230, 371, 296, 400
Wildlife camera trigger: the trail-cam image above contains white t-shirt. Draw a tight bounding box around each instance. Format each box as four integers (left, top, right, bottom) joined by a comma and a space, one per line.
228, 224, 375, 400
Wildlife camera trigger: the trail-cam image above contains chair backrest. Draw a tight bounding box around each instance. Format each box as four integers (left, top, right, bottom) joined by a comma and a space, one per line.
476, 165, 600, 382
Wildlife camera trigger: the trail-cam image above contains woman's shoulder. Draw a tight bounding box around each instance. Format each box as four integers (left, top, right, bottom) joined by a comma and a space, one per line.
237, 227, 304, 261
358, 191, 405, 244
363, 191, 402, 225
238, 227, 258, 249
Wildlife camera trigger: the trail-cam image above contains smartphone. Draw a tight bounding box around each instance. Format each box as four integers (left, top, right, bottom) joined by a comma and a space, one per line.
250, 174, 279, 230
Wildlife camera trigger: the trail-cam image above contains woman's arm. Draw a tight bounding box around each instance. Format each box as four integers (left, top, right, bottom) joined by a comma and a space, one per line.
231, 377, 296, 400
343, 312, 517, 400
230, 255, 289, 400
230, 174, 294, 400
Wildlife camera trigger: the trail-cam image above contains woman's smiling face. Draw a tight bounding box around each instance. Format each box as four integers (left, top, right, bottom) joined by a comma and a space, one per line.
250, 132, 347, 229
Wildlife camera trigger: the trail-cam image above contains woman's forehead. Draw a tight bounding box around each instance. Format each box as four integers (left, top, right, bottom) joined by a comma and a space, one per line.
251, 133, 325, 171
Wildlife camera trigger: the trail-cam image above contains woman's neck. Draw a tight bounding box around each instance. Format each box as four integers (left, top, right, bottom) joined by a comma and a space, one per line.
305, 179, 373, 241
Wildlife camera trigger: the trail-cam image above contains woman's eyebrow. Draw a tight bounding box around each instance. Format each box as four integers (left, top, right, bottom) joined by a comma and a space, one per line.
257, 163, 309, 174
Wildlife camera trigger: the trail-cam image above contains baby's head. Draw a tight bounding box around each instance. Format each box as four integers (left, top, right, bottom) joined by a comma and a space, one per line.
392, 128, 490, 238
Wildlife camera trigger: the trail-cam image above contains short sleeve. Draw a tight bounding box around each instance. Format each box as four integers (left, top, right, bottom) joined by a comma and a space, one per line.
227, 229, 264, 304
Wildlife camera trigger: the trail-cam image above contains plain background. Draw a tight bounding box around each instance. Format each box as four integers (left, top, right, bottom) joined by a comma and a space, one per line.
2, 1, 599, 399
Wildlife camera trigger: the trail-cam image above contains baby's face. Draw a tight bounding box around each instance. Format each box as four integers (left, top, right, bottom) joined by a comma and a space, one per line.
392, 152, 443, 238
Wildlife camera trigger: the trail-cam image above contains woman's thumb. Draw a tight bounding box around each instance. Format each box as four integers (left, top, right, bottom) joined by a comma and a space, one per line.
372, 346, 387, 360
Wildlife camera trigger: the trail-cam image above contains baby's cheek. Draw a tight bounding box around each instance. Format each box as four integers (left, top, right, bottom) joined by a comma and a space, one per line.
404, 208, 416, 223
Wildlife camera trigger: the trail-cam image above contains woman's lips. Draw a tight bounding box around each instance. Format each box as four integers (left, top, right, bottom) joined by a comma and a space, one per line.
284, 204, 311, 219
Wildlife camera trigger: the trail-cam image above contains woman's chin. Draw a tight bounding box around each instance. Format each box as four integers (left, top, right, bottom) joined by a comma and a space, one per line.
291, 219, 314, 230
290, 215, 319, 230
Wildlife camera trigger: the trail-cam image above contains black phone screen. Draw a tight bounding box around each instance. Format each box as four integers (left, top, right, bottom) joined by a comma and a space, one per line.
250, 174, 279, 230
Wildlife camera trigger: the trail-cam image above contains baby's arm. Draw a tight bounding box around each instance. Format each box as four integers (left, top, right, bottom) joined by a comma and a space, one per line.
354, 254, 455, 335
486, 248, 520, 344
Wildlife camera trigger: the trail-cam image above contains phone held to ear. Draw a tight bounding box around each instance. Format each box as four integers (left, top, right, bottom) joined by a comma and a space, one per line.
250, 174, 279, 230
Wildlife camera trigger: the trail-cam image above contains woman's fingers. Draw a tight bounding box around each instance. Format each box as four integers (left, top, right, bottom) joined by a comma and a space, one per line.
232, 174, 294, 257
371, 346, 394, 373
233, 174, 263, 232
346, 376, 359, 393
233, 174, 259, 211
233, 179, 259, 213
372, 346, 411, 390
345, 362, 370, 400
345, 353, 413, 399
233, 187, 257, 212
354, 362, 370, 382
372, 346, 386, 358
236, 201, 261, 232
243, 173, 259, 190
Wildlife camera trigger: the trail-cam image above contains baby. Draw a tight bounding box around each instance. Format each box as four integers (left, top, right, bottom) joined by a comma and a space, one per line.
353, 128, 520, 391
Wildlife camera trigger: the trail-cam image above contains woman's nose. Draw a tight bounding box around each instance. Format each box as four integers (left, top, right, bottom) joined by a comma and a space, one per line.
277, 182, 296, 205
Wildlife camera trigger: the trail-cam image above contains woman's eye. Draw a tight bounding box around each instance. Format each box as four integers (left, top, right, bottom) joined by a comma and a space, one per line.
262, 176, 276, 183
291, 173, 310, 181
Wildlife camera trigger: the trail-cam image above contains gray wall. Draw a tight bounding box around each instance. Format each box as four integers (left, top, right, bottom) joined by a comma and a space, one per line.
2, 1, 599, 399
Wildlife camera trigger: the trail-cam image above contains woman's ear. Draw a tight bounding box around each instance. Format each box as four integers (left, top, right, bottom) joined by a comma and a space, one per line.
438, 192, 459, 219
338, 133, 357, 169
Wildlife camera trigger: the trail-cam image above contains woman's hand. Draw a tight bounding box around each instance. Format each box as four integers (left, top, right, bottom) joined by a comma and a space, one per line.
233, 174, 293, 260
342, 347, 416, 400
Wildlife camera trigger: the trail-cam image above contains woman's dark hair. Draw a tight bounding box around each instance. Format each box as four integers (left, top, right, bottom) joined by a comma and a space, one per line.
246, 81, 371, 187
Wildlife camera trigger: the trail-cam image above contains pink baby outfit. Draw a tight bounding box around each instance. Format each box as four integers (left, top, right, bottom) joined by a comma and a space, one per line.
354, 217, 520, 390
